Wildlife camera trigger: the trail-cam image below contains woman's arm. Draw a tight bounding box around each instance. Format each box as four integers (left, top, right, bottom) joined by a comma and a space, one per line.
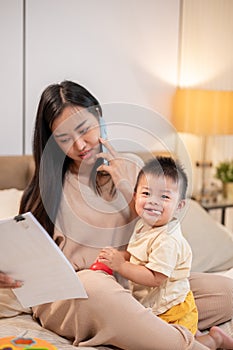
98, 247, 167, 288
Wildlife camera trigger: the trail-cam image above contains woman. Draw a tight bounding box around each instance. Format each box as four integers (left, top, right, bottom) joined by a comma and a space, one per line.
4, 80, 232, 349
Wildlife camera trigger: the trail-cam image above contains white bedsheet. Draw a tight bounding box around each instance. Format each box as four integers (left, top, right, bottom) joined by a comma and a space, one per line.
0, 314, 110, 349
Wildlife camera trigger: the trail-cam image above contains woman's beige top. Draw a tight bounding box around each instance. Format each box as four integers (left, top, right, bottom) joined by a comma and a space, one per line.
54, 154, 143, 271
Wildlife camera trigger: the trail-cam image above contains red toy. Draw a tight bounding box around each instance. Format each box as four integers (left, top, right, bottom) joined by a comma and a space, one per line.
90, 260, 113, 275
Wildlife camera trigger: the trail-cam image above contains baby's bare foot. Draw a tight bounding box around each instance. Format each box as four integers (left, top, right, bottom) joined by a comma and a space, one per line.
209, 326, 233, 349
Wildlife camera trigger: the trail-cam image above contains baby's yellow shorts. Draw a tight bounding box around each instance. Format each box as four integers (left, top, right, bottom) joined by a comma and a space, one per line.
158, 291, 198, 334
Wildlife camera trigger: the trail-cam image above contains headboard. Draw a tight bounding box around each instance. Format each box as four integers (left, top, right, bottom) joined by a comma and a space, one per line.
0, 151, 173, 191
0, 155, 34, 190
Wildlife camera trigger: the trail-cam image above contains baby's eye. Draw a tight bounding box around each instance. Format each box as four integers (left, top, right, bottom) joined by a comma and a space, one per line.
161, 194, 170, 199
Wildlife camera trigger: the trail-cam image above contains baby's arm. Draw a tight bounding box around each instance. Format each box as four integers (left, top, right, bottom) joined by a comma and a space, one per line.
98, 247, 167, 287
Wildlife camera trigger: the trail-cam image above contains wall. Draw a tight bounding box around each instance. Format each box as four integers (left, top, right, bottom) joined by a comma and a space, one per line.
0, 0, 180, 156
0, 0, 23, 154
177, 0, 233, 229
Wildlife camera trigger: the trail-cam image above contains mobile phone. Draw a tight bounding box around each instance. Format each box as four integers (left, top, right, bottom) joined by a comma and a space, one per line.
99, 116, 109, 166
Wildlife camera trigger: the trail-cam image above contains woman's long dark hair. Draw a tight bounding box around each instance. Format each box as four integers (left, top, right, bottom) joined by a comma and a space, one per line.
19, 80, 102, 237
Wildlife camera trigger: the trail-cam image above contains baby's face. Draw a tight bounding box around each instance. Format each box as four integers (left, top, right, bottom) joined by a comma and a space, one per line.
134, 173, 184, 228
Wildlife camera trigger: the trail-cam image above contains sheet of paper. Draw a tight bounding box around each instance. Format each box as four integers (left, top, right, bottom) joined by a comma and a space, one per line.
0, 212, 87, 307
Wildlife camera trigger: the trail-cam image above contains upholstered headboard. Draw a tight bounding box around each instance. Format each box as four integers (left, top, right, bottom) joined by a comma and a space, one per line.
0, 155, 34, 190
0, 152, 173, 191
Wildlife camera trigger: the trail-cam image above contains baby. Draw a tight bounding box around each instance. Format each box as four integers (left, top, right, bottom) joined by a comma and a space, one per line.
98, 156, 197, 334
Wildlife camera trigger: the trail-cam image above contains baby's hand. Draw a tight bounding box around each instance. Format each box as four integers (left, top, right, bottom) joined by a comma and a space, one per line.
98, 247, 126, 272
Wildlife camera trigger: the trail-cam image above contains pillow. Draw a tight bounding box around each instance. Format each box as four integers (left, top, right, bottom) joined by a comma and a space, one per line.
0, 188, 31, 318
0, 188, 23, 219
0, 289, 31, 318
181, 199, 233, 273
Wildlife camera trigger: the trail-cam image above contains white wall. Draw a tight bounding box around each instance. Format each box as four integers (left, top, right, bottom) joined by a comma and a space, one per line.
5, 0, 178, 155
0, 0, 180, 155
0, 0, 23, 154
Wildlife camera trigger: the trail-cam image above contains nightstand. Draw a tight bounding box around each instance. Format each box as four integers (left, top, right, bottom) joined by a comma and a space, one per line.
198, 199, 233, 225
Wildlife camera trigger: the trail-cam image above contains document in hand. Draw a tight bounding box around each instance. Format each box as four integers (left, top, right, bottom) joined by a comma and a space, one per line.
0, 212, 87, 307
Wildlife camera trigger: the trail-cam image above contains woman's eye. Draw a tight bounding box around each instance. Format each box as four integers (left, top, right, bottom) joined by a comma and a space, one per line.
60, 138, 71, 144
79, 127, 89, 135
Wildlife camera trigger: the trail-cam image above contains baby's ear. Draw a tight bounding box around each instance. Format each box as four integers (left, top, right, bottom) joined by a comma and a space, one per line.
177, 199, 186, 210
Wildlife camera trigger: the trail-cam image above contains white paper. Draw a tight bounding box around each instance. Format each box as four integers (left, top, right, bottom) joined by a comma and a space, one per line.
0, 212, 87, 307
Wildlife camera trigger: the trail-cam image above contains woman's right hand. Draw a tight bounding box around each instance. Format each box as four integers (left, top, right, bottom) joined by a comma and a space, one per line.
0, 272, 23, 288
96, 138, 143, 202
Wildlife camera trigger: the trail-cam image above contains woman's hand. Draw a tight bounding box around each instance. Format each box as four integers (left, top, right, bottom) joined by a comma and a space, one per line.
0, 272, 23, 289
96, 138, 143, 202
98, 247, 126, 272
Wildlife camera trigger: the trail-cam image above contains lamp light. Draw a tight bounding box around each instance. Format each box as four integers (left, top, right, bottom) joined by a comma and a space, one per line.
172, 88, 233, 198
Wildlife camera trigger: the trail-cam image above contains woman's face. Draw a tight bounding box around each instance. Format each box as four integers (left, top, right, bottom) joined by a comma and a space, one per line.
51, 105, 101, 166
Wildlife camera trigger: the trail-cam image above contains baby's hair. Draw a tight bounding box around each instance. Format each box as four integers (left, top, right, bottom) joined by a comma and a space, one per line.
135, 156, 188, 199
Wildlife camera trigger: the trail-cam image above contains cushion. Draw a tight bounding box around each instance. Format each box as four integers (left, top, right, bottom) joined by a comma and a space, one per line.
0, 155, 34, 190
181, 199, 233, 273
0, 289, 31, 318
0, 188, 31, 318
0, 188, 23, 219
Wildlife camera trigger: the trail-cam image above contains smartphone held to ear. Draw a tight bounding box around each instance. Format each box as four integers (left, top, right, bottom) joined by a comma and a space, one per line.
99, 116, 109, 166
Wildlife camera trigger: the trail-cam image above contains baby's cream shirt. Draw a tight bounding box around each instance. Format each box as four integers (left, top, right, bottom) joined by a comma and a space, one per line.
127, 218, 192, 315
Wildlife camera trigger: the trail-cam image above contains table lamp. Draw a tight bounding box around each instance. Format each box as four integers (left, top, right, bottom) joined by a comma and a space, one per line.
171, 88, 233, 197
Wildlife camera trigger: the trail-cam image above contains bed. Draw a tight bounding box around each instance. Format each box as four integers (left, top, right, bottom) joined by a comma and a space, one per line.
1, 155, 233, 348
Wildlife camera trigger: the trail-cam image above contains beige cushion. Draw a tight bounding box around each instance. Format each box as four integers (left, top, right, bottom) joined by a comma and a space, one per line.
0, 188, 23, 219
0, 188, 31, 318
0, 289, 31, 318
0, 155, 34, 190
181, 199, 233, 272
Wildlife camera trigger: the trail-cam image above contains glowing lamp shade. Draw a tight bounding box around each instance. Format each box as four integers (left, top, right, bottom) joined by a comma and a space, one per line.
172, 88, 233, 135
